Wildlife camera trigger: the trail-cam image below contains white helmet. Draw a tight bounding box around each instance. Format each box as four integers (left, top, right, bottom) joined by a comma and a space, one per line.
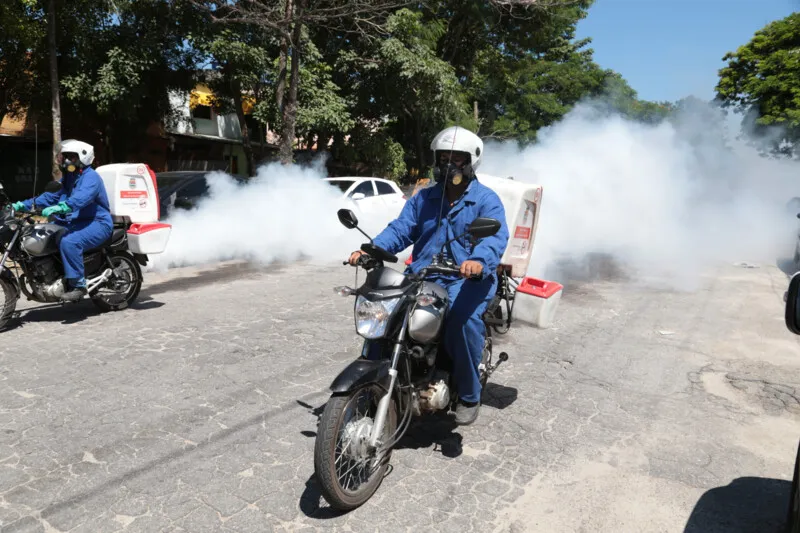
430, 126, 483, 171
56, 139, 95, 172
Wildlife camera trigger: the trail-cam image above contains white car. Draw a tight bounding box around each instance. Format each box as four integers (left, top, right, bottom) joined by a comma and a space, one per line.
323, 177, 407, 217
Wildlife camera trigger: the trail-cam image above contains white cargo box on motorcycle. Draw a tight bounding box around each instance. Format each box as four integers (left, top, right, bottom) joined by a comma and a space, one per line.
95, 163, 171, 255
476, 173, 543, 278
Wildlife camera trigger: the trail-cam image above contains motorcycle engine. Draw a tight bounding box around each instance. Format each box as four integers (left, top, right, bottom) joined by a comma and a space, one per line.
24, 257, 64, 301
30, 256, 60, 285
417, 371, 451, 414
42, 278, 67, 300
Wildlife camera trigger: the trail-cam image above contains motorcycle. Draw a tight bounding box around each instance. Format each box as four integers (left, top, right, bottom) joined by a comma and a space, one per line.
313, 208, 510, 511
0, 181, 145, 330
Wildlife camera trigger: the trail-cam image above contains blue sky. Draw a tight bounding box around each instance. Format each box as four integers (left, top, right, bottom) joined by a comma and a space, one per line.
575, 0, 799, 104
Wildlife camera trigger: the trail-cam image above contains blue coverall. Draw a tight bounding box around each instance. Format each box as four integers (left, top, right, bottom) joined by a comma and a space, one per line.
22, 167, 113, 287
371, 179, 509, 403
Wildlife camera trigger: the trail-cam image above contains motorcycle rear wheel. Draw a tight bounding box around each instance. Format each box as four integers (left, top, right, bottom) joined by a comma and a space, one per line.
90, 251, 142, 312
314, 383, 397, 511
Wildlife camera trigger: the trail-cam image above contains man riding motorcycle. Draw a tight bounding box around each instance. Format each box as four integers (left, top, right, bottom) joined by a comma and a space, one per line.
348, 126, 509, 425
12, 139, 112, 302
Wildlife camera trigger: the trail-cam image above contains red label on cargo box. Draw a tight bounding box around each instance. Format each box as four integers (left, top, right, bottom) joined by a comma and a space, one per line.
514, 226, 531, 240
120, 191, 148, 199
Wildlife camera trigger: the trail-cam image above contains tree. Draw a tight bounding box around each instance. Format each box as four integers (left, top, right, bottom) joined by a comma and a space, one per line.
595, 72, 675, 124
55, 0, 203, 162
0, 1, 42, 127
46, 0, 60, 177
423, 0, 615, 144
716, 13, 800, 157
196, 29, 276, 176
332, 8, 468, 169
191, 0, 414, 164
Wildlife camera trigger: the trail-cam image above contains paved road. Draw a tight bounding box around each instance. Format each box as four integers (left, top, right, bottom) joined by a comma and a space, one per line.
0, 259, 799, 532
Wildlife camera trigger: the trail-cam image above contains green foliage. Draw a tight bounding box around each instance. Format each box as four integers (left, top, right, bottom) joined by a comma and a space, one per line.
335, 124, 407, 180
0, 0, 44, 123
10, 0, 698, 173
716, 13, 800, 156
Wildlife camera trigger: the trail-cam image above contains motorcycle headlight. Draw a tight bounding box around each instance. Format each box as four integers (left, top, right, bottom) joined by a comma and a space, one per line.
355, 295, 401, 339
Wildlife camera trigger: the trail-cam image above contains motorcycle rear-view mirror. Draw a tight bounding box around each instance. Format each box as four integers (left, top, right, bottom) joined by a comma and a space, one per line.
338, 209, 359, 229
786, 273, 800, 335
44, 180, 62, 193
337, 208, 374, 244
468, 217, 502, 240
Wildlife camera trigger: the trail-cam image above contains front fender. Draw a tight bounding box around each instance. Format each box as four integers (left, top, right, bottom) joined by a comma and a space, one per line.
329, 358, 391, 393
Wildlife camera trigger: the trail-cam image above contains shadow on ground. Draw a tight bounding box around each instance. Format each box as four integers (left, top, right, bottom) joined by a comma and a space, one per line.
482, 383, 518, 410
299, 475, 350, 520
684, 476, 791, 533
140, 261, 286, 298
2, 298, 165, 332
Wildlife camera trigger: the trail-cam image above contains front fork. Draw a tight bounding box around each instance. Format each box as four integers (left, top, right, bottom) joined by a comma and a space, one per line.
0, 228, 21, 276
368, 310, 410, 448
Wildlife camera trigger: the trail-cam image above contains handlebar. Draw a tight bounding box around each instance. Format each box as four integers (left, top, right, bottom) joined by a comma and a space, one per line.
343, 253, 481, 280
343, 253, 379, 269
424, 263, 482, 280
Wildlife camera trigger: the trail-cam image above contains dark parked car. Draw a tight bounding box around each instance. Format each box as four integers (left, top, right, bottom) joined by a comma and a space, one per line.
155, 171, 247, 219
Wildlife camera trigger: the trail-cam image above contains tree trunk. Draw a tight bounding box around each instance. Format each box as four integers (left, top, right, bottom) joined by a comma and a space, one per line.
275, 0, 292, 115
414, 116, 424, 170
47, 0, 61, 179
279, 0, 305, 165
231, 78, 255, 177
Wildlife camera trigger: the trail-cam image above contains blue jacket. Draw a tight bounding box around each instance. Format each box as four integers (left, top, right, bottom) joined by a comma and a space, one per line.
373, 179, 510, 281
23, 167, 112, 227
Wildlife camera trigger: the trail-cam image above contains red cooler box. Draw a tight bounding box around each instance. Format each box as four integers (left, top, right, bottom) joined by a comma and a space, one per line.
514, 277, 563, 328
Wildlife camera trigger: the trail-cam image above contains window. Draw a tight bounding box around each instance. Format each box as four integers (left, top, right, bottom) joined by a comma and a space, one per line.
376, 181, 396, 195
192, 105, 212, 120
177, 177, 210, 199
351, 181, 375, 198
328, 180, 355, 193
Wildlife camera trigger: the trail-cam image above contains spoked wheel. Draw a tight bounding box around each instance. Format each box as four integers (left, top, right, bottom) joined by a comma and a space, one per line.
488, 298, 510, 335
0, 277, 18, 331
90, 251, 142, 312
479, 329, 493, 388
314, 383, 397, 511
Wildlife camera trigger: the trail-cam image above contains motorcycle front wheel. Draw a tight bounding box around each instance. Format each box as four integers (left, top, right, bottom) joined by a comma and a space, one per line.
0, 276, 18, 330
314, 383, 397, 511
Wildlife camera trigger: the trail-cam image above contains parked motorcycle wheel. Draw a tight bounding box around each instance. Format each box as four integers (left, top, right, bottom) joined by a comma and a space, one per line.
314, 383, 397, 511
90, 251, 142, 312
480, 329, 493, 388
0, 277, 17, 330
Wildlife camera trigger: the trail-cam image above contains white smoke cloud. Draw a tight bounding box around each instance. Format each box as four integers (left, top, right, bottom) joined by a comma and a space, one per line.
148, 99, 800, 292
148, 160, 405, 271
481, 100, 800, 289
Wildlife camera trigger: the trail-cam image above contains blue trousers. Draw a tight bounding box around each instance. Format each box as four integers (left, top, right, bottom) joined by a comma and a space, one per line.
362, 273, 496, 403
59, 219, 113, 284
440, 275, 496, 403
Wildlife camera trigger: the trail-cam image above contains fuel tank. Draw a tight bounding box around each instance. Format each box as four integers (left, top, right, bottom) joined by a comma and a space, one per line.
21, 223, 66, 257
408, 281, 449, 343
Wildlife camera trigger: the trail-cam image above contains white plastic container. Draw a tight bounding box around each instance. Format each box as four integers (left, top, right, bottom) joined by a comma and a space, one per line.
127, 223, 172, 254
513, 277, 563, 328
477, 173, 543, 278
95, 163, 161, 223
